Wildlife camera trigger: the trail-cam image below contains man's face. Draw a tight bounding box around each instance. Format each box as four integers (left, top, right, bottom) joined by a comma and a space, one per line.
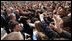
12, 16, 16, 21
16, 10, 19, 15
15, 24, 21, 32
7, 9, 11, 14
57, 7, 64, 15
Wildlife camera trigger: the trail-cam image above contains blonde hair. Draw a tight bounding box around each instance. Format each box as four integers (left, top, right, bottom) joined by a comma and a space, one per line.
2, 32, 24, 40
35, 21, 44, 32
35, 21, 48, 40
37, 32, 48, 40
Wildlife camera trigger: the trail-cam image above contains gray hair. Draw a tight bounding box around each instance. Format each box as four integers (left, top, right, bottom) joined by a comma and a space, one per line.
2, 32, 24, 40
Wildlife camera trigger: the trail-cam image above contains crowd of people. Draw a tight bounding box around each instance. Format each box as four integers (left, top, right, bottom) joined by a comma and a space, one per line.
1, 1, 71, 40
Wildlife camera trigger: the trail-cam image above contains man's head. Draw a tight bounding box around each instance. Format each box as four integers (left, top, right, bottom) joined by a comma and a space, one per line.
6, 8, 11, 14
59, 16, 71, 32
11, 21, 21, 32
15, 10, 19, 15
57, 6, 65, 16
10, 15, 16, 21
9, 7, 14, 13
65, 8, 71, 15
2, 32, 24, 40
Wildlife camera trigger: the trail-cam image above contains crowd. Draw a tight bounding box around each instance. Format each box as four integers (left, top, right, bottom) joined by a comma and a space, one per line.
1, 1, 71, 40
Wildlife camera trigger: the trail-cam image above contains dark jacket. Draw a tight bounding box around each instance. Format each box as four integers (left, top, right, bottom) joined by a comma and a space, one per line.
41, 21, 60, 40
60, 30, 71, 39
41, 20, 71, 39
1, 15, 6, 28
44, 17, 54, 25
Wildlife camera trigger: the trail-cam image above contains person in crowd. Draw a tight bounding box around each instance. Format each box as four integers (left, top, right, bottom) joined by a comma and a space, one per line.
1, 1, 71, 40
15, 9, 20, 21
2, 32, 24, 40
34, 21, 49, 40
19, 16, 33, 40
8, 15, 16, 32
50, 15, 71, 39
10, 21, 32, 40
